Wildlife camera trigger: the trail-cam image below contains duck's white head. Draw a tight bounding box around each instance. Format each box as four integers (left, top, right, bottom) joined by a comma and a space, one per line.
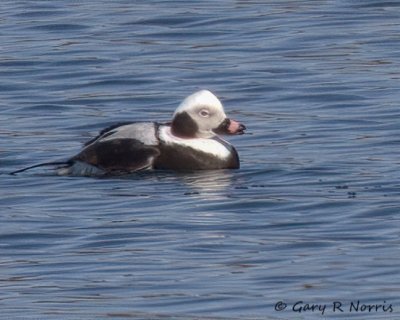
171, 90, 245, 139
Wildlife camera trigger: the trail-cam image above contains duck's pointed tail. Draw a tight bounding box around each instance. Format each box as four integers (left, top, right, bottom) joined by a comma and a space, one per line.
9, 161, 71, 175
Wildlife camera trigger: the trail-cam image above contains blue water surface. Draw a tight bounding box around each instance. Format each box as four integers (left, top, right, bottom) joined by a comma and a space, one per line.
1, 1, 400, 319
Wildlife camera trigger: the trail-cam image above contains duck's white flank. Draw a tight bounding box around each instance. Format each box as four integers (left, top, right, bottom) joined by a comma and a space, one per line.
159, 126, 231, 159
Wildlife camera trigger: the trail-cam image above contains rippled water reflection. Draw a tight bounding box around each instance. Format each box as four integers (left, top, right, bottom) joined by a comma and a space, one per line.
1, 1, 400, 319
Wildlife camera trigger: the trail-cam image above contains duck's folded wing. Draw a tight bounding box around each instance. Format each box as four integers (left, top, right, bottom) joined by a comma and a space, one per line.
72, 138, 160, 172
86, 122, 159, 146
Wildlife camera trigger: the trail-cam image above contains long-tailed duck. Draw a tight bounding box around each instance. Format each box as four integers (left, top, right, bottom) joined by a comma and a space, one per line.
12, 90, 246, 176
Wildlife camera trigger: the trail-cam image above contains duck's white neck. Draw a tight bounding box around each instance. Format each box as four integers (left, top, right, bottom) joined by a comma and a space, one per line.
158, 126, 231, 159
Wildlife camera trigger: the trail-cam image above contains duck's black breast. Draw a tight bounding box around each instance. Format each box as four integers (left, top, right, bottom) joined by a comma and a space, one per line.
154, 144, 238, 170
154, 135, 239, 171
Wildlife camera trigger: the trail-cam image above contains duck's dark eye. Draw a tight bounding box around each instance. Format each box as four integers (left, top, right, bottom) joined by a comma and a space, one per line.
199, 109, 210, 117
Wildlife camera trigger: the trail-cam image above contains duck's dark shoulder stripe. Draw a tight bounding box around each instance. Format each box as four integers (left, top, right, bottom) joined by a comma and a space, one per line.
84, 121, 136, 146
212, 136, 240, 168
212, 136, 233, 152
